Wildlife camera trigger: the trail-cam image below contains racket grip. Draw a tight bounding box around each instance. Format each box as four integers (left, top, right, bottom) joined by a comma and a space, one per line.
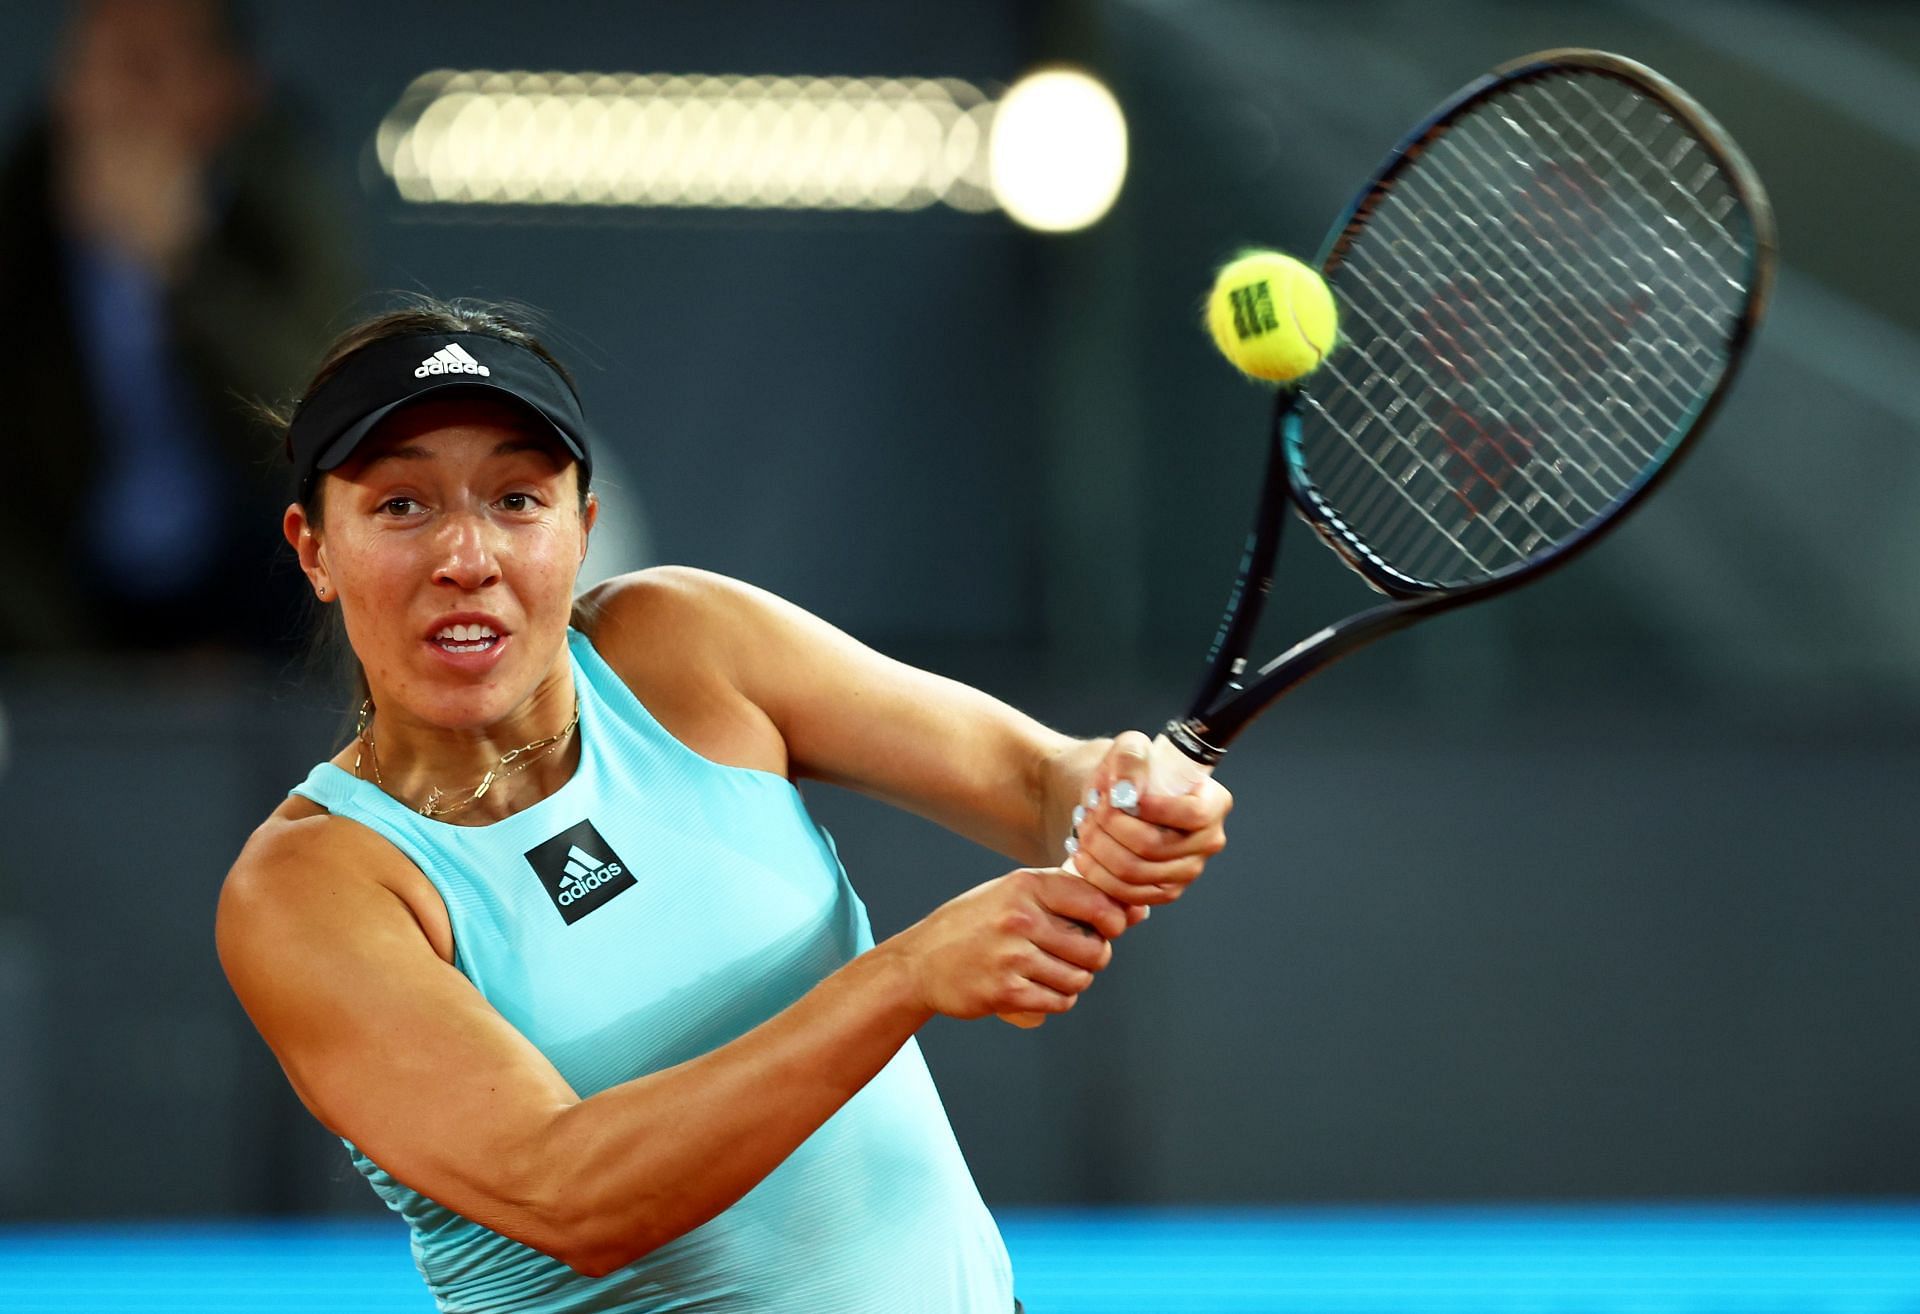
1143, 730, 1215, 797
998, 733, 1215, 1028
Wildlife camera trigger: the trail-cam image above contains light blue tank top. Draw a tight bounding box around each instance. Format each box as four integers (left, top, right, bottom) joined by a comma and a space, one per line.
289, 627, 1013, 1313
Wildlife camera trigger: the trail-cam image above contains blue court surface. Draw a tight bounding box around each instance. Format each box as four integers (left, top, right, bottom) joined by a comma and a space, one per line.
3, 1204, 1917, 1312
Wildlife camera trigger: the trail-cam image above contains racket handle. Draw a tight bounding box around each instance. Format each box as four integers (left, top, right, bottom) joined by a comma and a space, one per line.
999, 733, 1215, 1028
1141, 730, 1215, 796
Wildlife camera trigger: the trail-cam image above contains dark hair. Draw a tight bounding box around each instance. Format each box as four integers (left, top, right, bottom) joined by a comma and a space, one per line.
256, 294, 592, 724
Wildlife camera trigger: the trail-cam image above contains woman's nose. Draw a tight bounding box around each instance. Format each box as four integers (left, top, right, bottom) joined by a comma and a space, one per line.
432, 513, 502, 590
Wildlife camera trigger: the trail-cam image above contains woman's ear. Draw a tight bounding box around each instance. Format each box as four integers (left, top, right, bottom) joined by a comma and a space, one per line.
284, 503, 334, 601
580, 491, 599, 562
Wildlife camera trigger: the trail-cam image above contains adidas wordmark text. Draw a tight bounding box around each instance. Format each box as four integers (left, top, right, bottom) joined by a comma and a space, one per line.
524, 820, 638, 925
414, 342, 492, 379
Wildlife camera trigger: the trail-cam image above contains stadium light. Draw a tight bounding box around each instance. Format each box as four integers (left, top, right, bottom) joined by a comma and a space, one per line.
375, 66, 1127, 229
987, 68, 1129, 233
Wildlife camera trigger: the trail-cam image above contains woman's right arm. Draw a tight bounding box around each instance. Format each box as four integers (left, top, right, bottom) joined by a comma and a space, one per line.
216, 813, 1126, 1278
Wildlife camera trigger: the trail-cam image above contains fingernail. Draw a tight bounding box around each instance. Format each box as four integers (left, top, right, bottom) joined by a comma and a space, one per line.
1085, 787, 1101, 809
1071, 804, 1086, 828
1139, 906, 1152, 920
1110, 779, 1140, 814
1063, 836, 1080, 857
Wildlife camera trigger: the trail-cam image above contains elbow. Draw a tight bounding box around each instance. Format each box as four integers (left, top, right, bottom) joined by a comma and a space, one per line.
522, 1197, 627, 1278
514, 1105, 701, 1277
550, 1219, 669, 1280
558, 1245, 625, 1281
524, 1169, 670, 1279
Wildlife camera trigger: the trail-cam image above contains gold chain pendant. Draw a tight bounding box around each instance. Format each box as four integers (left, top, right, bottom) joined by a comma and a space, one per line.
358, 698, 580, 820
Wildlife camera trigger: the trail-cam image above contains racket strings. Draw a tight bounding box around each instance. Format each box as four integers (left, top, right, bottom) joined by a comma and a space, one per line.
1443, 115, 1717, 439
1307, 344, 1538, 574
1307, 233, 1617, 577
1306, 228, 1631, 576
1315, 81, 1746, 582
1319, 100, 1732, 577
1314, 228, 1611, 554
1520, 85, 1749, 394
1312, 166, 1642, 559
1504, 84, 1747, 375
1317, 114, 1703, 552
1295, 69, 1756, 589
1554, 78, 1751, 274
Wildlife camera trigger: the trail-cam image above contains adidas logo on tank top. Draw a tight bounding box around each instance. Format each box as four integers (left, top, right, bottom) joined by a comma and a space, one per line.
524, 819, 636, 924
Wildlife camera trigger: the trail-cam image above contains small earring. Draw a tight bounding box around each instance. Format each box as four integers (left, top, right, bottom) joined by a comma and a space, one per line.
316, 585, 330, 599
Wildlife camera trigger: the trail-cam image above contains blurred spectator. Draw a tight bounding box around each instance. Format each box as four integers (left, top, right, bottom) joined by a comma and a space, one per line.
0, 0, 358, 657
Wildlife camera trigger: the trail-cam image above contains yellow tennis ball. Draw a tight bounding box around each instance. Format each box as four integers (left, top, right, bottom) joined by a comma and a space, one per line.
1205, 250, 1338, 383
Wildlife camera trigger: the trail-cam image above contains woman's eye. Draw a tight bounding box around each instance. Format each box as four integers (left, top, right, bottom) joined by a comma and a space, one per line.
379, 497, 419, 517
499, 492, 537, 512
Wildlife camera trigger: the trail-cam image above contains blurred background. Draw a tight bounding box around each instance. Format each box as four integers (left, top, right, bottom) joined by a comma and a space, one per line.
1, 0, 1916, 1308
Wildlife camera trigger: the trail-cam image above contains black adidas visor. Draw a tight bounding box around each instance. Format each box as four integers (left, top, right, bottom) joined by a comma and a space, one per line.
286, 333, 592, 499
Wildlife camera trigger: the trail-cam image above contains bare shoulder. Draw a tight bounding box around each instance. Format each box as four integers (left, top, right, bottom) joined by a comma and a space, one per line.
572, 567, 791, 777
574, 566, 770, 662
219, 799, 455, 968
215, 804, 581, 1212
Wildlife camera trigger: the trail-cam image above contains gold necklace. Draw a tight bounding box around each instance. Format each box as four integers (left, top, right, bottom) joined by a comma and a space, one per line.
354, 697, 582, 820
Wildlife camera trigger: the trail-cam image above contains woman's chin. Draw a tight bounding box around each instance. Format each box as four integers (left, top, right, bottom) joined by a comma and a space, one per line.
389, 633, 570, 730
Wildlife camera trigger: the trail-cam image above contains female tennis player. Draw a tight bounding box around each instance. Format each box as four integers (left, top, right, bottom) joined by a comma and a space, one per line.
215, 299, 1233, 1313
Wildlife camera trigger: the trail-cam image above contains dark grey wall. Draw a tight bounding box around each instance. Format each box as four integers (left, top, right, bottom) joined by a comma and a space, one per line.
3, 0, 1918, 1221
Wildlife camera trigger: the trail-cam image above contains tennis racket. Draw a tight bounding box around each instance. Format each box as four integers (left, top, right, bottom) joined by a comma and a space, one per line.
1133, 46, 1772, 794
1005, 48, 1775, 1026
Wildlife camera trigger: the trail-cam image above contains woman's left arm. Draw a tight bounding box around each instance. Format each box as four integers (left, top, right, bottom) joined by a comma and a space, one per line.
582, 568, 1231, 903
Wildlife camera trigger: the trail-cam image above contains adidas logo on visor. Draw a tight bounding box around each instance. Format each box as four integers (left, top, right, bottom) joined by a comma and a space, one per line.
414, 342, 492, 379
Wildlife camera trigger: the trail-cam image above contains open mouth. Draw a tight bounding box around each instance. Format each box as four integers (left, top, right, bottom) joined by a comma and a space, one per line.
432, 623, 502, 655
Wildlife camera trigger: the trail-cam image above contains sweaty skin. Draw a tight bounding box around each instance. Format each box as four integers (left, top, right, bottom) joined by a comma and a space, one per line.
221, 400, 1232, 1274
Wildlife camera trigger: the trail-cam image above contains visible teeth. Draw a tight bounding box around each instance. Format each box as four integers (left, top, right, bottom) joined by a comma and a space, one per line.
435, 622, 498, 642
441, 640, 492, 654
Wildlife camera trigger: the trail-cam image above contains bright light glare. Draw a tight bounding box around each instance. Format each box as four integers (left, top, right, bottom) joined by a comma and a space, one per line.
376, 66, 1129, 229
377, 70, 1000, 214
987, 68, 1128, 233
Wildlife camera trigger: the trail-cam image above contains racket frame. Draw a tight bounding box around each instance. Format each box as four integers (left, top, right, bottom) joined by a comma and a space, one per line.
1166, 48, 1776, 768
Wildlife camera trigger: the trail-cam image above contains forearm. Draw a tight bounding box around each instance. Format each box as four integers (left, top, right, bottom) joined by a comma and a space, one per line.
795, 673, 1089, 867
532, 939, 933, 1275
656, 567, 1112, 866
